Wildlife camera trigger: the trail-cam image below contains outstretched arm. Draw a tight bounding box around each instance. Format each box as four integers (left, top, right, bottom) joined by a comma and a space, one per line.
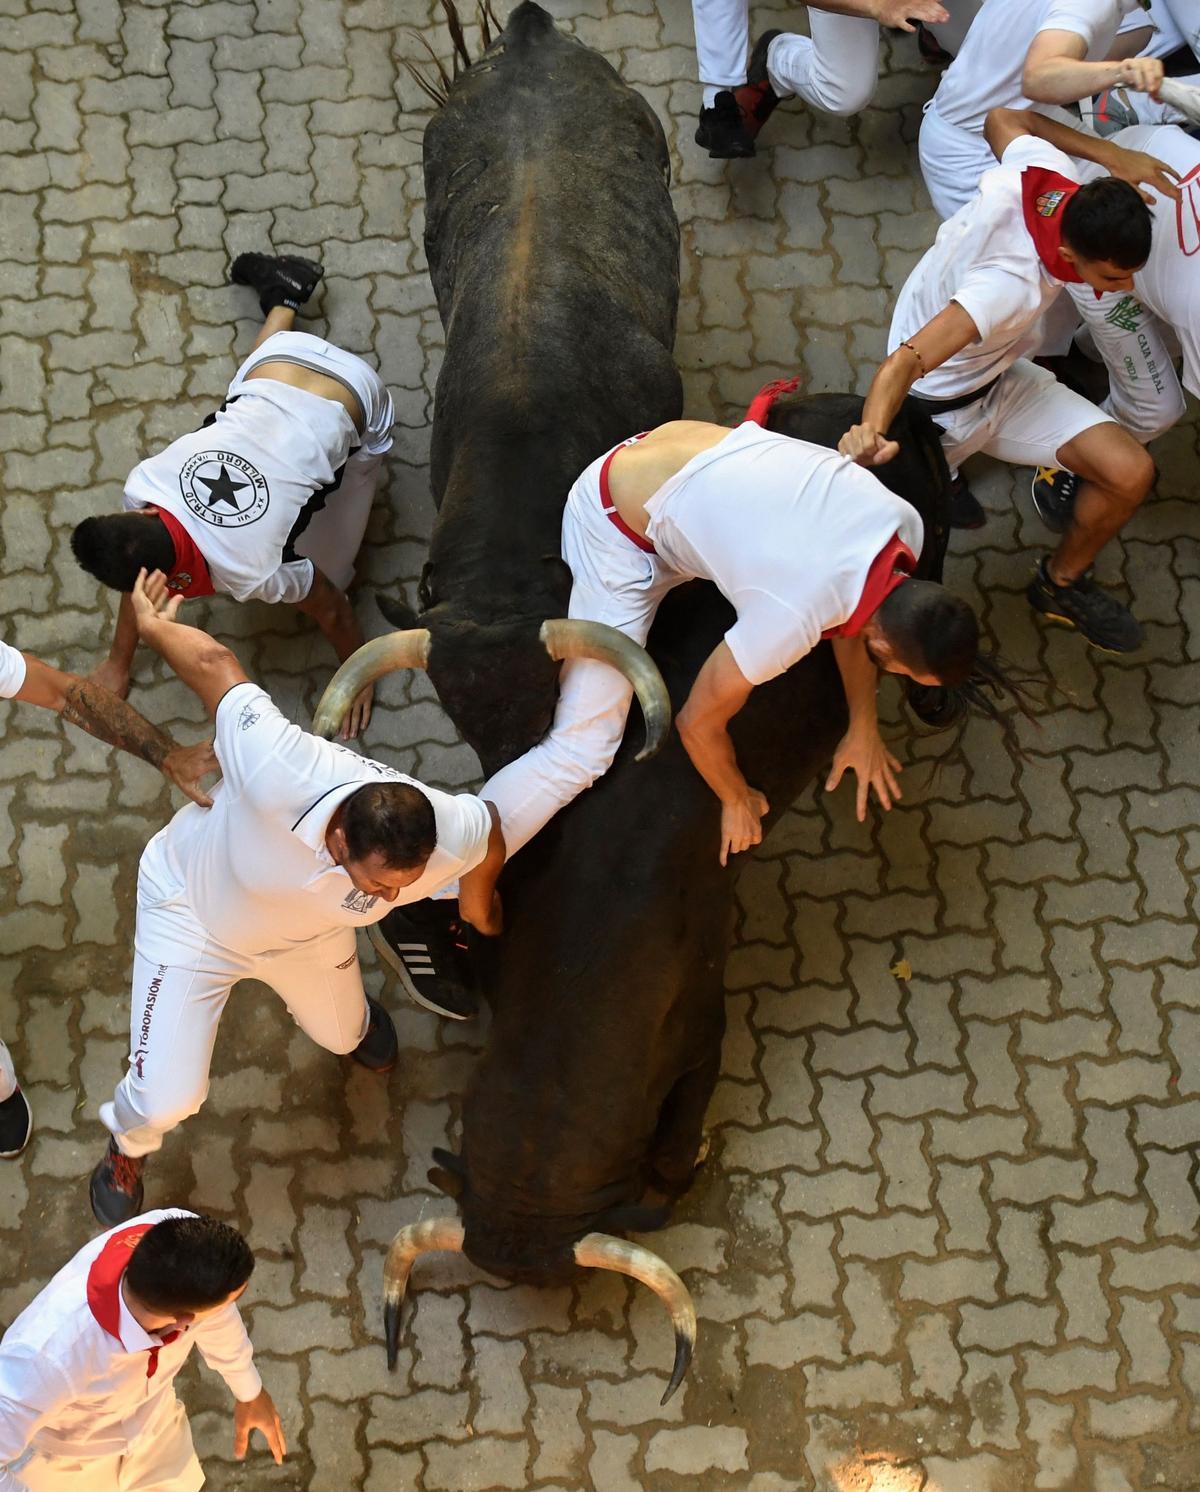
1022, 27, 1163, 106
90, 592, 139, 699
983, 106, 1181, 203
827, 635, 902, 821
456, 803, 507, 937
15, 653, 217, 806
295, 568, 373, 739
676, 642, 768, 866
811, 0, 948, 29
130, 569, 250, 720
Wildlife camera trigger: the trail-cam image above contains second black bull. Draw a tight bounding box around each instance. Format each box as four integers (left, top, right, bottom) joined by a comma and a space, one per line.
314, 2, 953, 1401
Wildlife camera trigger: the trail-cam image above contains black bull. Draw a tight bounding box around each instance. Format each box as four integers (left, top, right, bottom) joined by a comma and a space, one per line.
314, 2, 952, 1398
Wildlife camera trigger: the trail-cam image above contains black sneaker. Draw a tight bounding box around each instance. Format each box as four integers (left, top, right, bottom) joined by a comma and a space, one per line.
733, 30, 783, 144
230, 252, 324, 315
695, 90, 756, 159
0, 1087, 31, 1159
351, 996, 398, 1073
1027, 560, 1144, 653
90, 1137, 145, 1227
1031, 466, 1079, 535
948, 473, 986, 530
368, 903, 479, 1021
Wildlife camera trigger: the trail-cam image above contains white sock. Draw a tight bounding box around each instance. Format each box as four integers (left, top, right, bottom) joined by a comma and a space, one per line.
702, 85, 721, 108
0, 1042, 17, 1104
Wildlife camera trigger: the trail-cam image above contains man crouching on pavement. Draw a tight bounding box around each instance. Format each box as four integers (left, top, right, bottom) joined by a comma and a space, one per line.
88, 570, 504, 1227
0, 1211, 284, 1489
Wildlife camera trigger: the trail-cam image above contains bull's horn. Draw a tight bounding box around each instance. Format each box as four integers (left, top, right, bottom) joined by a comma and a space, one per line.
540, 619, 671, 761
382, 1217, 464, 1370
573, 1232, 697, 1403
312, 630, 432, 739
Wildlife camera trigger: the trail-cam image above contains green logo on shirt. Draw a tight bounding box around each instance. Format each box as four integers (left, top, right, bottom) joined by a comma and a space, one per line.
1104, 295, 1143, 334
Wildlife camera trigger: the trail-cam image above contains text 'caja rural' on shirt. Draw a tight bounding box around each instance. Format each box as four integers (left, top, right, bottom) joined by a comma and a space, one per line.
0, 1209, 259, 1485
642, 421, 924, 686
145, 683, 492, 957
123, 380, 361, 605
890, 135, 1085, 400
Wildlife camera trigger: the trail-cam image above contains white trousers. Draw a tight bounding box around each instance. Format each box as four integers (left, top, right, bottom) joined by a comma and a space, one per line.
693, 1, 879, 115
1068, 286, 1187, 444
923, 0, 984, 56
0, 1040, 16, 1104
929, 358, 1114, 473
480, 448, 685, 860
99, 845, 369, 1159
229, 330, 394, 591
12, 1396, 203, 1492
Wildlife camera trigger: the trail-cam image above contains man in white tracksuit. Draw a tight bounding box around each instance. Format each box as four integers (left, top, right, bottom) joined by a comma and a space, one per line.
920, 0, 1161, 221
71, 252, 395, 739
0, 1211, 283, 1490
87, 572, 503, 1227
691, 0, 949, 158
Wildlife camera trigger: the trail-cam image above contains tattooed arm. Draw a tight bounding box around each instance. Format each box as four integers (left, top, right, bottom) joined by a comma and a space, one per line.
14, 655, 218, 807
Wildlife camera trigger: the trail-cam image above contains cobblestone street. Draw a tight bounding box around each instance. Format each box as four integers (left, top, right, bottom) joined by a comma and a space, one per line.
2, 0, 1200, 1487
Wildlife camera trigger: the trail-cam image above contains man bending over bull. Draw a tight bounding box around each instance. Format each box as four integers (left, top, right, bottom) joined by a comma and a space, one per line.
88, 570, 504, 1227
841, 106, 1176, 653
382, 407, 997, 1022
71, 252, 394, 739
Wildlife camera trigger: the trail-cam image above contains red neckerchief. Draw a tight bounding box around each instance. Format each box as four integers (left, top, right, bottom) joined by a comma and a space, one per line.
151, 506, 215, 599
86, 1224, 180, 1378
1020, 167, 1084, 284
744, 376, 802, 426
822, 533, 916, 640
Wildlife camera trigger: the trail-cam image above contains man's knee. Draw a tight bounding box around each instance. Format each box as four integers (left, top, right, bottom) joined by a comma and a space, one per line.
115, 1075, 208, 1139
1066, 424, 1155, 509
812, 74, 876, 117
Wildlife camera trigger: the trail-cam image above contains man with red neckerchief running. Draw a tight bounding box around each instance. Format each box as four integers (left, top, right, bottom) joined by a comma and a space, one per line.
0, 1211, 283, 1490
842, 105, 1180, 654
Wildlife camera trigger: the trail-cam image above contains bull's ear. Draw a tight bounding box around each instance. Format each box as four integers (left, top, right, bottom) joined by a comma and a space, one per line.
428, 1165, 464, 1199
431, 1146, 466, 1175
376, 590, 419, 629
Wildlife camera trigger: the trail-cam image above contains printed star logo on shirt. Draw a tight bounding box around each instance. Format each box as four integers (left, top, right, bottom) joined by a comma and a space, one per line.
198, 464, 251, 510
179, 450, 270, 527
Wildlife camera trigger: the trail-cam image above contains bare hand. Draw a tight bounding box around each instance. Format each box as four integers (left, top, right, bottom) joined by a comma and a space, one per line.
234, 1388, 286, 1465
87, 657, 131, 700
340, 682, 374, 740
719, 790, 769, 866
838, 423, 900, 467
826, 726, 903, 822
875, 0, 948, 31
1109, 147, 1181, 205
161, 739, 220, 808
130, 569, 184, 633
1117, 55, 1164, 99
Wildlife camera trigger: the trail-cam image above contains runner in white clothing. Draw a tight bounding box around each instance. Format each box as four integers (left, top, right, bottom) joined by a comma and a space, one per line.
0, 637, 216, 1162
71, 252, 395, 740
0, 1211, 283, 1491
691, 0, 949, 159
842, 107, 1179, 654
447, 411, 1016, 962
88, 571, 502, 1226
919, 0, 1160, 221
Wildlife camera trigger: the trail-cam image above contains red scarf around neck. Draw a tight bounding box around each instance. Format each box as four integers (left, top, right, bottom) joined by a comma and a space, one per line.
1020, 166, 1085, 284
152, 507, 215, 599
86, 1224, 180, 1378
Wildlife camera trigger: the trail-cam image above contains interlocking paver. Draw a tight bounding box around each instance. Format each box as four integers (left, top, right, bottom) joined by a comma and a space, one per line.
3, 2, 1200, 1486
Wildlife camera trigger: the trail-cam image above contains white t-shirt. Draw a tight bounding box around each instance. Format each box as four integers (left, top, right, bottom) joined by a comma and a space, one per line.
891, 135, 1081, 399
1082, 122, 1200, 395
932, 0, 1142, 131
123, 381, 360, 604
642, 422, 924, 687
147, 683, 492, 956
0, 641, 26, 699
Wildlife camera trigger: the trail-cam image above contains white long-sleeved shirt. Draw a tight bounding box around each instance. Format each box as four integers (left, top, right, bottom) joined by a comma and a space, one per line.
0, 1210, 261, 1488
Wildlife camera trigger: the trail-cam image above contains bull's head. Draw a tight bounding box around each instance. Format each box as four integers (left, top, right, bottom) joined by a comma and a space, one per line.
312, 618, 673, 767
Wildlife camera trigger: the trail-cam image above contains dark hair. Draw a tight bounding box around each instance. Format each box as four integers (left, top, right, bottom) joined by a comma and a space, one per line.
70, 513, 175, 592
125, 1215, 254, 1313
341, 782, 437, 870
1061, 179, 1151, 270
876, 579, 979, 687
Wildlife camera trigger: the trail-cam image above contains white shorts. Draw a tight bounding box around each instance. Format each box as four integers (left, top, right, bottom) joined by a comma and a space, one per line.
12, 1395, 202, 1492
928, 358, 1115, 473
480, 441, 685, 859
230, 330, 394, 591
99, 841, 370, 1159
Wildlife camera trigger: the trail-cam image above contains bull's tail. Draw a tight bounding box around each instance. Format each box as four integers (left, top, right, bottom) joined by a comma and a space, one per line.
403, 0, 501, 108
